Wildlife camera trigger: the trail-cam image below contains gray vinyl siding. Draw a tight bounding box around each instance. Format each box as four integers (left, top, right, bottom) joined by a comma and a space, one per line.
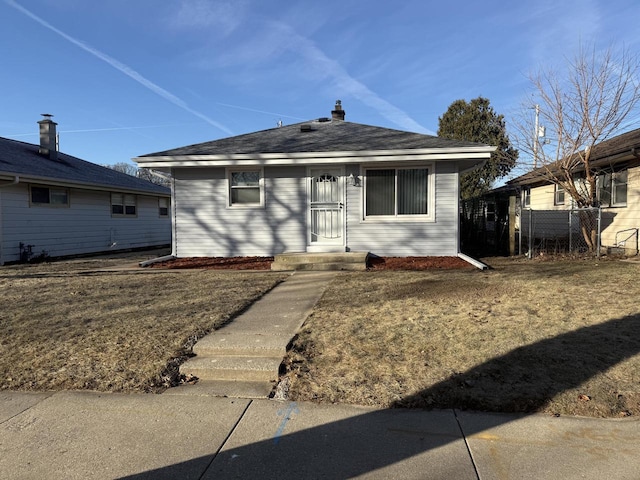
172, 166, 307, 257
346, 162, 460, 256
0, 183, 170, 264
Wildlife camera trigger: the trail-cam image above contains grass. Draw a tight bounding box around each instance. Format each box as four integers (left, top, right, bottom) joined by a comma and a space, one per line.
284, 257, 640, 418
0, 255, 286, 392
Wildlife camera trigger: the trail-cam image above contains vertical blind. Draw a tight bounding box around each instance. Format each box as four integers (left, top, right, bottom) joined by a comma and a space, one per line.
366, 168, 428, 216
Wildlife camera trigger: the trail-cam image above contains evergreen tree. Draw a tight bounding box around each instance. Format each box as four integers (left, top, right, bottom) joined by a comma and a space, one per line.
438, 97, 518, 199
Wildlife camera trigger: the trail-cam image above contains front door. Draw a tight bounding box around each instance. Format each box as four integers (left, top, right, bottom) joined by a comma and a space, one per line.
308, 167, 344, 250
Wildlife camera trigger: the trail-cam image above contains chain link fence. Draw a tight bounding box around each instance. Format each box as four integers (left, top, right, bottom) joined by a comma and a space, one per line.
519, 207, 601, 258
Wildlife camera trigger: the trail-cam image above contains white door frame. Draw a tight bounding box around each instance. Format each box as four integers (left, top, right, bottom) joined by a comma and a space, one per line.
307, 166, 346, 252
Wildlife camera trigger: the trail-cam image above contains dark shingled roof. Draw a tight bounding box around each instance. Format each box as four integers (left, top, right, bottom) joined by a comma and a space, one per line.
139, 119, 488, 157
508, 128, 640, 186
0, 136, 169, 195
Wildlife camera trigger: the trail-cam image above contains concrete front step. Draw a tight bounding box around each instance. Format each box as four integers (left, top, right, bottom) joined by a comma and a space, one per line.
179, 356, 283, 382
193, 332, 288, 357
271, 251, 369, 271
164, 380, 274, 398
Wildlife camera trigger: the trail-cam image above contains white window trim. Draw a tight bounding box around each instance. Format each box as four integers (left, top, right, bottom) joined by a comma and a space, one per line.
29, 185, 70, 208
361, 163, 435, 222
226, 167, 265, 208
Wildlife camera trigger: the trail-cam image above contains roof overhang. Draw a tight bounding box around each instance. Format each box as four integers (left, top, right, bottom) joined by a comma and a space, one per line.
134, 146, 495, 170
0, 171, 170, 196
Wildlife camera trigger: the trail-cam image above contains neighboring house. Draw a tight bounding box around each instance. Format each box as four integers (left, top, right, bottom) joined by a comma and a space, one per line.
134, 101, 494, 258
0, 116, 171, 265
507, 128, 640, 255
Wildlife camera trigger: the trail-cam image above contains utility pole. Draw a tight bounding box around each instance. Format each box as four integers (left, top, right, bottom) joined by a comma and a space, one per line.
533, 104, 539, 169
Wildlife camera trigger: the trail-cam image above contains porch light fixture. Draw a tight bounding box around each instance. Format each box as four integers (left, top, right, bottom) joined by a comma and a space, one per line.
348, 173, 360, 186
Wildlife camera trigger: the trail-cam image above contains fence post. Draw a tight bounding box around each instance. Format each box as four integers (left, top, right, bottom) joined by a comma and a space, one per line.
597, 207, 601, 260
569, 210, 573, 253
528, 209, 533, 259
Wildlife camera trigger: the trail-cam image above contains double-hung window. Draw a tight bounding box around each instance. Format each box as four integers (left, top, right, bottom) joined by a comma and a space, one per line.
111, 193, 137, 216
522, 187, 531, 208
364, 166, 432, 219
554, 184, 565, 206
159, 197, 169, 217
228, 169, 263, 207
30, 185, 69, 206
599, 170, 627, 207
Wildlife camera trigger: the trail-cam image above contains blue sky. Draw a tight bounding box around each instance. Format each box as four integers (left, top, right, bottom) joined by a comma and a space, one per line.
2, 0, 639, 175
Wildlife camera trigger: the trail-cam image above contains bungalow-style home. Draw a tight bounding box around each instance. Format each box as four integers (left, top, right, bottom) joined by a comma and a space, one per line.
507, 127, 640, 255
0, 115, 171, 265
134, 101, 495, 260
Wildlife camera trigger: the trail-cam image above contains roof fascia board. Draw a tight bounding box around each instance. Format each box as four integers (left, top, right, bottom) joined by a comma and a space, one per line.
0, 171, 170, 196
135, 148, 495, 168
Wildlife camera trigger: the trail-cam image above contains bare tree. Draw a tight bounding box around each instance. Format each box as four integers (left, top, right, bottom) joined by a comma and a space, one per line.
137, 167, 172, 187
104, 163, 171, 187
105, 162, 139, 177
515, 45, 640, 250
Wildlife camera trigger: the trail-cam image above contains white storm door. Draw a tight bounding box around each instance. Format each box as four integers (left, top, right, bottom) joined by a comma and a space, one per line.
309, 167, 344, 246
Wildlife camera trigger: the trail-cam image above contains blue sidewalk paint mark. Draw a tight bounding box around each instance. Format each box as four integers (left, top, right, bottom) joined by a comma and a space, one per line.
274, 402, 300, 445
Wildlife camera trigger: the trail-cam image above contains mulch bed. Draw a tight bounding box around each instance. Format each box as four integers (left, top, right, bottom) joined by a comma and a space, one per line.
149, 255, 473, 271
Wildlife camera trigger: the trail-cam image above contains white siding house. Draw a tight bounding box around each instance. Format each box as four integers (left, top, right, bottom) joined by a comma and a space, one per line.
135, 102, 494, 259
0, 117, 171, 264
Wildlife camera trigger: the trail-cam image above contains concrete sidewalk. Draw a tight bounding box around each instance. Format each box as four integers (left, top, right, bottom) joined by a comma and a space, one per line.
1, 391, 638, 479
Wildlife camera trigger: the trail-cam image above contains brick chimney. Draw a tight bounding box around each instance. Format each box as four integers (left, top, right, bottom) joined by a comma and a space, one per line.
38, 114, 58, 161
331, 100, 345, 121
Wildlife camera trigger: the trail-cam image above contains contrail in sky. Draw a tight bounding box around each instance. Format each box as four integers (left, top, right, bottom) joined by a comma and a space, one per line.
5, 0, 232, 135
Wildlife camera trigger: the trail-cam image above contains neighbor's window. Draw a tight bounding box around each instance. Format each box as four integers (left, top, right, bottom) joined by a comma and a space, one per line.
229, 170, 263, 206
111, 193, 137, 216
159, 197, 169, 216
365, 167, 430, 217
522, 187, 531, 207
599, 170, 627, 207
554, 184, 565, 206
30, 185, 69, 206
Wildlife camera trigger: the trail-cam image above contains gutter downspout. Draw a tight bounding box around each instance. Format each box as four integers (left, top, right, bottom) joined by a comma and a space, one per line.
458, 252, 489, 270
0, 176, 20, 265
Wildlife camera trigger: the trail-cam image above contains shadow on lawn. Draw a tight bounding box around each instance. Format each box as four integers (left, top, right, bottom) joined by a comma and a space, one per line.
123, 314, 640, 479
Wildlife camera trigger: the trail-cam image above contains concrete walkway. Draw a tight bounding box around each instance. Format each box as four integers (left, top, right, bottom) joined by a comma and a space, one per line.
169, 271, 337, 398
1, 391, 638, 479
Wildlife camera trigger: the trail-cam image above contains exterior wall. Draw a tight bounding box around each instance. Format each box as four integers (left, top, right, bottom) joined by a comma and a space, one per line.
346, 162, 460, 256
0, 183, 170, 264
601, 166, 640, 253
172, 166, 307, 257
173, 162, 462, 257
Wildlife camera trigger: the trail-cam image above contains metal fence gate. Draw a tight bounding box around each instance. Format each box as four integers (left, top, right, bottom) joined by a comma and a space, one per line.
520, 207, 601, 258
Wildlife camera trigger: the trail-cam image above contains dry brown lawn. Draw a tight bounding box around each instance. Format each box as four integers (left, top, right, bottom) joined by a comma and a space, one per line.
285, 257, 640, 418
0, 252, 286, 392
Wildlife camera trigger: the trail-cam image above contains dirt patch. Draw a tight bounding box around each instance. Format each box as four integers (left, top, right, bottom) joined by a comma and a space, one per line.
150, 256, 274, 270
150, 255, 473, 271
367, 256, 473, 270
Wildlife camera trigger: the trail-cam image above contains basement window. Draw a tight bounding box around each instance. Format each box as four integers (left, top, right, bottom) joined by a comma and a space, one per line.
30, 185, 69, 206
111, 193, 137, 216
